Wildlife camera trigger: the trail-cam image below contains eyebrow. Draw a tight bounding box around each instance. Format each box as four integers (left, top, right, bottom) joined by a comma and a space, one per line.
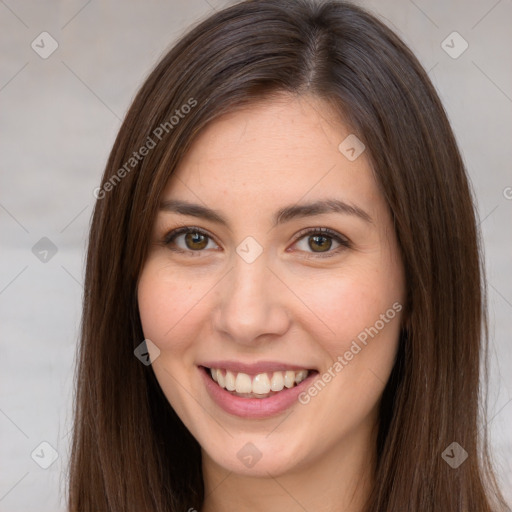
159, 198, 373, 227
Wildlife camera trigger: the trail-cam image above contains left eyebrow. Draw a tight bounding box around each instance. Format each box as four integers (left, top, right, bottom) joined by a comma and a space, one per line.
158, 197, 373, 228
273, 198, 373, 226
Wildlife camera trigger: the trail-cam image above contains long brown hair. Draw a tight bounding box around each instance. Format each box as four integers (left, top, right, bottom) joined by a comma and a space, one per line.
68, 1, 509, 510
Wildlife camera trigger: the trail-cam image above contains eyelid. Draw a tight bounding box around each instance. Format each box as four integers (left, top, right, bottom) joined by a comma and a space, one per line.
163, 225, 215, 243
162, 225, 220, 252
291, 226, 349, 245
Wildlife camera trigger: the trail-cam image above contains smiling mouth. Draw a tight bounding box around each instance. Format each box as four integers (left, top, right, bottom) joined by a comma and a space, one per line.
203, 366, 317, 399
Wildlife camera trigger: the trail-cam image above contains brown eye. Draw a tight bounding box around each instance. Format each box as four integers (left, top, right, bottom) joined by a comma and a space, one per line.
163, 227, 218, 253
308, 234, 332, 252
184, 231, 208, 250
292, 227, 350, 258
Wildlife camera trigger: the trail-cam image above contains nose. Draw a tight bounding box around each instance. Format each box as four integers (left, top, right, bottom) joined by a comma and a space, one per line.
212, 254, 291, 346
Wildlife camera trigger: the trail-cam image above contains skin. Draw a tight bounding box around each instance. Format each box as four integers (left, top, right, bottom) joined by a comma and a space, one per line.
137, 93, 406, 512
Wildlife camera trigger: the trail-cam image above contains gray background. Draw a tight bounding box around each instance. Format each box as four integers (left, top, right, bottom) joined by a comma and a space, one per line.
0, 0, 511, 510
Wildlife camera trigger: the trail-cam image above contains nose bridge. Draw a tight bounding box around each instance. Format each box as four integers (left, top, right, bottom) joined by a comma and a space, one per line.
231, 258, 265, 306
213, 251, 289, 344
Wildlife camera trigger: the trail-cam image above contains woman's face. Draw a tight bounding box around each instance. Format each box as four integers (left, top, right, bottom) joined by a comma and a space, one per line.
137, 94, 406, 478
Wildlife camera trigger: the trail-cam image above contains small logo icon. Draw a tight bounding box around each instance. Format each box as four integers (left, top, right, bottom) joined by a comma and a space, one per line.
338, 134, 365, 161
441, 441, 468, 468
32, 237, 58, 263
236, 236, 263, 264
31, 441, 59, 469
134, 339, 161, 366
441, 31, 468, 59
31, 32, 59, 59
236, 442, 262, 468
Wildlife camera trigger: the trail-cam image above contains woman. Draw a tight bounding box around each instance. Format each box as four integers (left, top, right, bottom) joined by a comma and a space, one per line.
68, 0, 509, 510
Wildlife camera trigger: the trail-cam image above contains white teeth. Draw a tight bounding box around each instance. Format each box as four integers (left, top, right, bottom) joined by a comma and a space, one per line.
252, 373, 271, 394
235, 372, 252, 393
284, 371, 295, 388
295, 370, 308, 384
216, 369, 225, 388
209, 367, 310, 395
225, 370, 236, 391
270, 371, 284, 392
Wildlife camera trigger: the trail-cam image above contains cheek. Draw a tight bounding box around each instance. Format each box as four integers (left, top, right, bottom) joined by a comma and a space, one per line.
291, 262, 404, 420
292, 255, 404, 423
291, 265, 403, 350
136, 261, 207, 413
137, 260, 210, 354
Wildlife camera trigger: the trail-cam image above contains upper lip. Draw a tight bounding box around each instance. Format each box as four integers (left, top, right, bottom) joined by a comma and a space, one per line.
200, 360, 315, 375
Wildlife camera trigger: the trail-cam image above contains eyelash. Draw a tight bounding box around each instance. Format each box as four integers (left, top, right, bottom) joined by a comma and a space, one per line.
161, 225, 350, 259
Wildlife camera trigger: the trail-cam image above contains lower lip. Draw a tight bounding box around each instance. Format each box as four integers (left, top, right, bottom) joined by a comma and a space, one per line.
199, 366, 317, 419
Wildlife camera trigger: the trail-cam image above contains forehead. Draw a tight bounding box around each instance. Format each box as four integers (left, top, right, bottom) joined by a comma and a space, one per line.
162, 94, 380, 216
